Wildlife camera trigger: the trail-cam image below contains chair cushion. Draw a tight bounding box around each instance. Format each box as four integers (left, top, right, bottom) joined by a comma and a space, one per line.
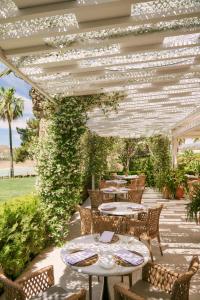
131, 280, 170, 300
30, 285, 74, 300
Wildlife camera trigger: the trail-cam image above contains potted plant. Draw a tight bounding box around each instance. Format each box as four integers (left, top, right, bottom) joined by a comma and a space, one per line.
162, 170, 177, 199
174, 168, 186, 199
186, 183, 200, 224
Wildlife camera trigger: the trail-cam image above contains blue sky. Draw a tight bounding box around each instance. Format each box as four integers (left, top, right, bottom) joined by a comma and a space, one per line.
0, 62, 33, 147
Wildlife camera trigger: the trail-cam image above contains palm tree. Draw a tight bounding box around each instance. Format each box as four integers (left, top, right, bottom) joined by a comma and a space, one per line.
0, 87, 24, 177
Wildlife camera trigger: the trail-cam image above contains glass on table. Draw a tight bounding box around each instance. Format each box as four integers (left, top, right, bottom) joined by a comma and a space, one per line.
93, 233, 100, 243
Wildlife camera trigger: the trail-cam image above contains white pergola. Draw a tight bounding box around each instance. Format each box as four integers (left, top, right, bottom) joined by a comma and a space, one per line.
0, 0, 200, 160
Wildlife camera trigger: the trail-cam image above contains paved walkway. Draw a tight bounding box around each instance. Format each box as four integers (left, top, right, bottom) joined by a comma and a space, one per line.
1, 188, 200, 299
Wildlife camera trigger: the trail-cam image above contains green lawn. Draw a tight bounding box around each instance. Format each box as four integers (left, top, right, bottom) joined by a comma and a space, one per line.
0, 177, 36, 202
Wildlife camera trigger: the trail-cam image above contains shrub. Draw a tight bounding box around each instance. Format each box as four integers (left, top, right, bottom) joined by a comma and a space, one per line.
187, 183, 200, 224
0, 194, 50, 279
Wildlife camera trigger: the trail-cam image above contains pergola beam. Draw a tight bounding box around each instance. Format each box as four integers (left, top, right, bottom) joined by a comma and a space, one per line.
0, 48, 52, 101
4, 27, 200, 58
1, 11, 200, 43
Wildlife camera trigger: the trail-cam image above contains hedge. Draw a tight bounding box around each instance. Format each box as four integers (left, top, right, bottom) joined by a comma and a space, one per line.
0, 194, 50, 279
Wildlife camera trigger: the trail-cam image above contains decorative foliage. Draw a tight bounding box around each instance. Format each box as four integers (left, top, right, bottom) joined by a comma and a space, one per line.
85, 131, 118, 188
0, 195, 50, 279
148, 135, 171, 190
35, 93, 123, 244
15, 118, 39, 162
187, 183, 200, 224
119, 138, 145, 173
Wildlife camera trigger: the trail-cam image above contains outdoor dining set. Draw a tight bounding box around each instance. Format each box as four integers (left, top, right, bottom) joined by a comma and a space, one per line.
0, 174, 199, 300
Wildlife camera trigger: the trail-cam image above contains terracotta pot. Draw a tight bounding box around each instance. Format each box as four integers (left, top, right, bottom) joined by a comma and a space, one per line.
175, 186, 185, 199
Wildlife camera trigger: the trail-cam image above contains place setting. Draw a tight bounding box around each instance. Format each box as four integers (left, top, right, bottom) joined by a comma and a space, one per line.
61, 231, 146, 271
99, 201, 145, 216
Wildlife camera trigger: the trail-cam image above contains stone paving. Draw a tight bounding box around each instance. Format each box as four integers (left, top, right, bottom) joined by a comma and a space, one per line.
1, 188, 200, 299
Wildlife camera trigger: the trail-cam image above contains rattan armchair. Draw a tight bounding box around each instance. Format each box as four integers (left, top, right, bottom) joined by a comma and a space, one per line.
88, 189, 113, 210
137, 175, 146, 188
127, 189, 143, 204
127, 205, 163, 261
77, 205, 92, 235
114, 256, 199, 300
88, 190, 103, 210
117, 189, 143, 203
92, 214, 125, 234
0, 265, 86, 300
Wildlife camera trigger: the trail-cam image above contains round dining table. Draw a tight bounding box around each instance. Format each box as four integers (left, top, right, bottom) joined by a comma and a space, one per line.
116, 175, 139, 180
98, 202, 146, 216
105, 179, 127, 185
101, 187, 130, 201
61, 234, 149, 300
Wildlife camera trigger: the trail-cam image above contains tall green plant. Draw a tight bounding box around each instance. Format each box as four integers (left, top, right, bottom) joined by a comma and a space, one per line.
187, 183, 200, 224
85, 132, 117, 188
36, 93, 123, 244
0, 87, 24, 177
148, 135, 171, 190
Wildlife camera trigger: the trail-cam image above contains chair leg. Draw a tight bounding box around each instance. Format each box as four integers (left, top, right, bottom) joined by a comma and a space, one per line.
147, 239, 153, 262
121, 275, 124, 282
157, 234, 163, 256
128, 273, 132, 287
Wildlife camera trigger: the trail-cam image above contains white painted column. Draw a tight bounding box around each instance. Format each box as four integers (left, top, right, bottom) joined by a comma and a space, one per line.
172, 136, 178, 168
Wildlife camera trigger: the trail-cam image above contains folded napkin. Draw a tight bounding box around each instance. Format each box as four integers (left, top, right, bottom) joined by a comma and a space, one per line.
114, 249, 144, 266
127, 205, 144, 211
63, 249, 97, 265
101, 205, 116, 211
99, 231, 114, 243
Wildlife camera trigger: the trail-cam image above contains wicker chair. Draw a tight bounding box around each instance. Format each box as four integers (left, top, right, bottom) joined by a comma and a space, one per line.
127, 205, 163, 261
127, 189, 143, 204
114, 256, 199, 300
92, 214, 125, 234
118, 189, 143, 204
77, 205, 92, 235
88, 190, 113, 210
137, 175, 146, 188
128, 179, 138, 189
0, 265, 86, 300
88, 190, 103, 210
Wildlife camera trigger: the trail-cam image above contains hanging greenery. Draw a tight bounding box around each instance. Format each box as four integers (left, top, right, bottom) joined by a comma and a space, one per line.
35, 93, 123, 244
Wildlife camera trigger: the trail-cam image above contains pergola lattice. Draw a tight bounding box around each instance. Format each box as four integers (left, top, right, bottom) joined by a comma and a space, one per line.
0, 0, 200, 141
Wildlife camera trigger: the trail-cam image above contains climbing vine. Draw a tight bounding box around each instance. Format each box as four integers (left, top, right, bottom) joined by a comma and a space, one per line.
85, 131, 118, 188
35, 93, 123, 244
148, 135, 171, 190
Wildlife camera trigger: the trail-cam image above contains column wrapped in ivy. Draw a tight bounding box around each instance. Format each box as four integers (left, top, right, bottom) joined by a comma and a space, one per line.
35, 93, 123, 244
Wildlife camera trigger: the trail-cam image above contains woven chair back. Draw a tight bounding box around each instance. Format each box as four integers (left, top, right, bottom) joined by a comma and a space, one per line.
92, 215, 125, 234
99, 180, 107, 189
147, 205, 163, 238
127, 189, 143, 204
138, 175, 146, 187
88, 190, 103, 210
0, 273, 25, 300
171, 256, 199, 300
128, 179, 138, 189
77, 205, 92, 235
